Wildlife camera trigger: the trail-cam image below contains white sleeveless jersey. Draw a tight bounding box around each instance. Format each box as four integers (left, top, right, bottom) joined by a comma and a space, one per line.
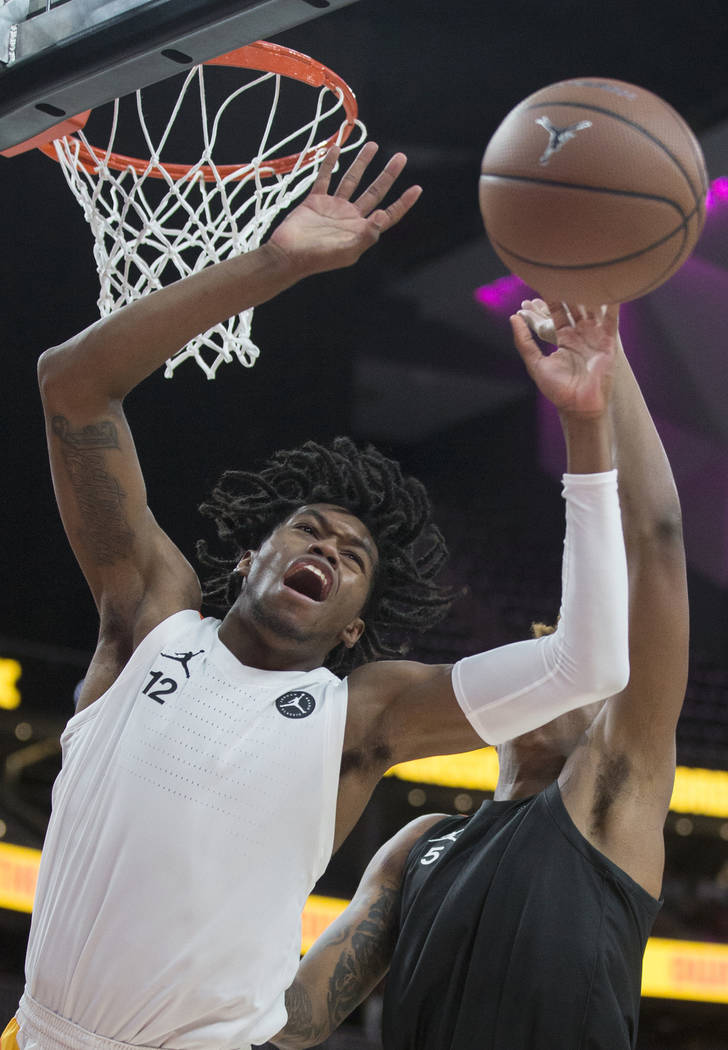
23, 610, 348, 1049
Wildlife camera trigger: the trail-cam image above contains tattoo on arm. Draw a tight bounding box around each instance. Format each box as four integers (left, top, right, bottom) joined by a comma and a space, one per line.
282, 981, 328, 1048
325, 885, 398, 1030
51, 415, 135, 565
281, 885, 399, 1048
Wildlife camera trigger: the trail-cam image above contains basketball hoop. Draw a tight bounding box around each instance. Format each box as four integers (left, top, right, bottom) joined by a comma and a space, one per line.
38, 41, 366, 379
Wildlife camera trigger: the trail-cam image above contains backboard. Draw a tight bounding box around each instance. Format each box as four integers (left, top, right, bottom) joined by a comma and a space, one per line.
0, 0, 361, 153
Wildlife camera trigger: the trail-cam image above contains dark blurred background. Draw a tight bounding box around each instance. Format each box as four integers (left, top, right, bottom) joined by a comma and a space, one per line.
1, 0, 728, 1045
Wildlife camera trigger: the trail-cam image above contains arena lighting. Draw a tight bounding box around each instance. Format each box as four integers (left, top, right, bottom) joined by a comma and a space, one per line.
386, 754, 728, 819
0, 658, 21, 710
0, 852, 726, 1004
706, 175, 728, 210
302, 898, 728, 1003
0, 846, 725, 1004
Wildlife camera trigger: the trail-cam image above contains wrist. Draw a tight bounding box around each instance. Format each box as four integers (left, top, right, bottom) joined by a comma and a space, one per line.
559, 411, 613, 474
257, 239, 311, 283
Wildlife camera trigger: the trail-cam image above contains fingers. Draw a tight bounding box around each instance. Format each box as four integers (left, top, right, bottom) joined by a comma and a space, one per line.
544, 300, 619, 331
546, 301, 575, 329
509, 312, 545, 374
310, 145, 342, 194
350, 151, 408, 213
518, 299, 556, 343
368, 184, 423, 235
333, 141, 381, 200
599, 302, 620, 337
332, 142, 420, 224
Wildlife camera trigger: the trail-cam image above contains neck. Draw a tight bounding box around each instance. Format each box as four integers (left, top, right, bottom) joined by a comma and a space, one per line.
493, 743, 566, 801
218, 607, 328, 673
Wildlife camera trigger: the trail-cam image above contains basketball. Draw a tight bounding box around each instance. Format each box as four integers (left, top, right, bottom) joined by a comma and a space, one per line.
479, 77, 709, 305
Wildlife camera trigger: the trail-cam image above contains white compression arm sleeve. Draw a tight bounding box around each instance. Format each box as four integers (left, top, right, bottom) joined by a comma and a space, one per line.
451, 470, 629, 745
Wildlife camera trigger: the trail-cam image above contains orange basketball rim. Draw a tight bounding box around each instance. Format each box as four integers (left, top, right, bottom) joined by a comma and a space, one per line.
35, 40, 360, 180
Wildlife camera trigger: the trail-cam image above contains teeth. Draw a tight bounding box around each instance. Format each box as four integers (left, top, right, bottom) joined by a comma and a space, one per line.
286, 562, 330, 600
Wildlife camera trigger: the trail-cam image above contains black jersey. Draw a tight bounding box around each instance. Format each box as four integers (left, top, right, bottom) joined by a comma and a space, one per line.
381, 781, 661, 1050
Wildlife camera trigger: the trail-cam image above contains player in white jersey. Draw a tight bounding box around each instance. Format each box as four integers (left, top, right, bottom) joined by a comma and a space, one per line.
6, 145, 630, 1050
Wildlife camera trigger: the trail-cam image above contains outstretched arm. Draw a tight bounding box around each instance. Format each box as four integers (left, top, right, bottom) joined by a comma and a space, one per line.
520, 299, 689, 898
270, 816, 442, 1050
38, 144, 420, 709
346, 303, 629, 770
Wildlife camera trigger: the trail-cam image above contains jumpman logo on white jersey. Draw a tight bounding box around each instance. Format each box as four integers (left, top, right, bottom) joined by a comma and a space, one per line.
160, 649, 205, 678
279, 693, 310, 713
275, 690, 316, 719
535, 116, 592, 165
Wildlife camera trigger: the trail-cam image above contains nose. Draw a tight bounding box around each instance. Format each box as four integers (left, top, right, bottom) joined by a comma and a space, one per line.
309, 540, 338, 567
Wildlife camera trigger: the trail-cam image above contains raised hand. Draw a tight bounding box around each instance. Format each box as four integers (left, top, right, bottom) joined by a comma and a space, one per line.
268, 142, 422, 275
510, 299, 620, 418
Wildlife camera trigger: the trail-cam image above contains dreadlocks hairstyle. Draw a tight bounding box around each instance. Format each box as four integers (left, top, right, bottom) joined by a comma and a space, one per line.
197, 437, 455, 675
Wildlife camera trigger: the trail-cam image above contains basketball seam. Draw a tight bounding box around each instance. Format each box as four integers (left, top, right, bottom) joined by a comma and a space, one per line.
479, 173, 687, 218
616, 225, 690, 299
488, 200, 701, 272
522, 100, 702, 208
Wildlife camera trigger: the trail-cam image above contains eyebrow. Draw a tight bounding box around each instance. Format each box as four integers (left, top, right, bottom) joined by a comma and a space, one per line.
298, 508, 377, 568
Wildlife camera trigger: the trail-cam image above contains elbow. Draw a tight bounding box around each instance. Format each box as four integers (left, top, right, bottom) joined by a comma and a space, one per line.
622, 498, 684, 554
592, 656, 630, 701
37, 345, 58, 403
554, 635, 629, 705
37, 341, 78, 407
573, 642, 630, 702
38, 333, 116, 412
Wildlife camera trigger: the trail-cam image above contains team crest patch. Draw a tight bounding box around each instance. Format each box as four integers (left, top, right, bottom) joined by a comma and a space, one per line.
275, 691, 316, 718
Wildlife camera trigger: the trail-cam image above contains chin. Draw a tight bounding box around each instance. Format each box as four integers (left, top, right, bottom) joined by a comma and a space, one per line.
248, 594, 312, 644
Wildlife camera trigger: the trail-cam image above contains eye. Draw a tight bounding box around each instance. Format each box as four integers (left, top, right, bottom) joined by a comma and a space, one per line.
343, 550, 364, 569
294, 522, 316, 536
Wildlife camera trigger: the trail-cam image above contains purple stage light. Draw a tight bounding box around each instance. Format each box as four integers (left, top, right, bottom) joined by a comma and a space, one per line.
706, 176, 728, 211
474, 274, 530, 314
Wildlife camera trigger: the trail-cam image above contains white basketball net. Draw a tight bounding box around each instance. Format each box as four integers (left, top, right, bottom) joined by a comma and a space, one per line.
51, 62, 366, 379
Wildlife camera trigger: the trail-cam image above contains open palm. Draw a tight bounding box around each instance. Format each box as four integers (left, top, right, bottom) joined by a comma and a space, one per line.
270, 143, 421, 275
510, 300, 619, 417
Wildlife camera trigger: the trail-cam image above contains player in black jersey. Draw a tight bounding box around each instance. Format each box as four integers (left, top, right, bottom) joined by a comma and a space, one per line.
270, 300, 688, 1050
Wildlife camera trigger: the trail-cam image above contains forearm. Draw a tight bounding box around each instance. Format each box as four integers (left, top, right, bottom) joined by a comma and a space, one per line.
271, 841, 405, 1050
272, 905, 395, 1050
560, 411, 612, 474
452, 470, 629, 744
38, 242, 302, 404
611, 340, 682, 540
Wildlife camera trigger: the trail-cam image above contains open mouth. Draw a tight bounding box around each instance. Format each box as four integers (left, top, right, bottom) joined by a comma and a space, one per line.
283, 562, 333, 603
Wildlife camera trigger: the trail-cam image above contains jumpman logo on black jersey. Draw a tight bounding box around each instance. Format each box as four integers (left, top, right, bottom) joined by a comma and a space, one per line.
420, 823, 467, 866
427, 827, 466, 844
160, 650, 205, 678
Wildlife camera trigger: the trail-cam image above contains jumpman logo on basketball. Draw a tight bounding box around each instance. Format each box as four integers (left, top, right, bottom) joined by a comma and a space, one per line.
160, 650, 205, 678
535, 116, 592, 165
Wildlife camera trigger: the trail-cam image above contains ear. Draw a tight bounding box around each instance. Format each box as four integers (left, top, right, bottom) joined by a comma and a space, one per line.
339, 617, 365, 650
235, 550, 255, 578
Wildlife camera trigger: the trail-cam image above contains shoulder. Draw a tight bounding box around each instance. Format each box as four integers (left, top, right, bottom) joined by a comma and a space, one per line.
364, 813, 451, 888
341, 660, 448, 769
77, 607, 206, 712
344, 658, 479, 768
346, 659, 453, 718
